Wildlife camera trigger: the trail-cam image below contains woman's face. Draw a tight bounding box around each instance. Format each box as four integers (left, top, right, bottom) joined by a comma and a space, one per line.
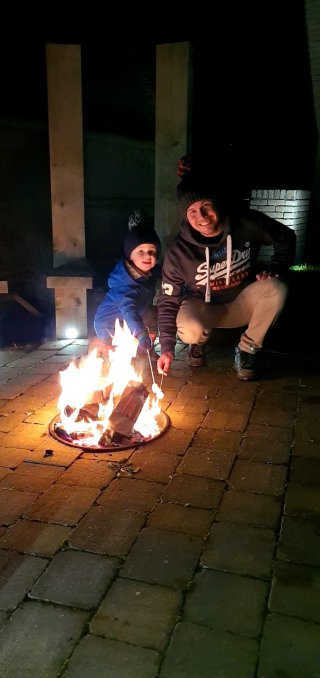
130, 244, 157, 273
186, 199, 221, 237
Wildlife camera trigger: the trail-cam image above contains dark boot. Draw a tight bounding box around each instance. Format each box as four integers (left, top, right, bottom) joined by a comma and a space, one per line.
234, 346, 256, 380
187, 344, 207, 367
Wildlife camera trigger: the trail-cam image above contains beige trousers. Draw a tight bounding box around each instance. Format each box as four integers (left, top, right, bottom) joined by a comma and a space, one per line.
176, 278, 288, 353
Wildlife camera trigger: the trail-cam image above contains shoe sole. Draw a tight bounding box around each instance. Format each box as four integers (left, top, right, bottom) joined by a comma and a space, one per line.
234, 364, 255, 380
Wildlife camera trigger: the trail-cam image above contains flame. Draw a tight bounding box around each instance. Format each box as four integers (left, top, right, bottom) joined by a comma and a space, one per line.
56, 320, 162, 447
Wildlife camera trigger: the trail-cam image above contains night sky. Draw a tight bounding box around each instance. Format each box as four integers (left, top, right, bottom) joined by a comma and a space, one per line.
0, 1, 316, 190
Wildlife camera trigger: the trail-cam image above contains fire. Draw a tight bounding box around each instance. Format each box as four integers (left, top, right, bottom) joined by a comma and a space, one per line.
56, 320, 163, 448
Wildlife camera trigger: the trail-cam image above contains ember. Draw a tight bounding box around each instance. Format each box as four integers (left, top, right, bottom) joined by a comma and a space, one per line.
49, 320, 170, 451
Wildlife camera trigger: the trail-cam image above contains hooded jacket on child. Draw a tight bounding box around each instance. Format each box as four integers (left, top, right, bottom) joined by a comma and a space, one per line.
94, 211, 161, 341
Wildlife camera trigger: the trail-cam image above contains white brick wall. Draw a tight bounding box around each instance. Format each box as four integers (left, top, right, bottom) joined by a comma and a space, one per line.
250, 189, 310, 264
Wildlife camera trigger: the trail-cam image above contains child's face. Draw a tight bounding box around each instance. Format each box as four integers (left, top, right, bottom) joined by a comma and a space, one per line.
130, 243, 157, 273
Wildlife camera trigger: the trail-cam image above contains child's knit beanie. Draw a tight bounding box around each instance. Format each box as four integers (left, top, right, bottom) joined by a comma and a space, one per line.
124, 210, 161, 260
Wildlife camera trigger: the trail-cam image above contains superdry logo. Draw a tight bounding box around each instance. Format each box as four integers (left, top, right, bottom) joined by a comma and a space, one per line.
195, 246, 251, 286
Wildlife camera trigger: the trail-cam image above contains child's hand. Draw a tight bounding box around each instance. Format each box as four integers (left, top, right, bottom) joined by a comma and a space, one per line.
137, 331, 153, 353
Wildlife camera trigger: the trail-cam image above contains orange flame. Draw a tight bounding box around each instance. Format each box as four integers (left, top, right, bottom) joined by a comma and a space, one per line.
57, 320, 162, 447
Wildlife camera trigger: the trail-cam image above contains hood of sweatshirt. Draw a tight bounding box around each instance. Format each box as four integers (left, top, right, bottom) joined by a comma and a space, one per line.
179, 219, 233, 302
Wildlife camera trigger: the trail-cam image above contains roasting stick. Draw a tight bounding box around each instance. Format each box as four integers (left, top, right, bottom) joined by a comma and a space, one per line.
147, 350, 156, 386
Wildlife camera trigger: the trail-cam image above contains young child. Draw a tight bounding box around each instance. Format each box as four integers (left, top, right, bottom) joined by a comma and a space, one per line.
94, 210, 161, 353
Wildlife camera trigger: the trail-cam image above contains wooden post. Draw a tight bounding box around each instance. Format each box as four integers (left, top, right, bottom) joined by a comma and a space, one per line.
155, 42, 194, 248
46, 44, 92, 338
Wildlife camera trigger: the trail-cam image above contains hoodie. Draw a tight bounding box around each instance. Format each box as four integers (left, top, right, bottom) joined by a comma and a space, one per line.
158, 208, 296, 355
94, 259, 158, 340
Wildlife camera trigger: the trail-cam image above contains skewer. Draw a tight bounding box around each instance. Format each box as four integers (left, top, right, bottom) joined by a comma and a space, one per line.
147, 350, 156, 385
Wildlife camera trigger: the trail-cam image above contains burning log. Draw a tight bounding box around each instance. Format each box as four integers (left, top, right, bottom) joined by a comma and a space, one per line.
99, 381, 148, 443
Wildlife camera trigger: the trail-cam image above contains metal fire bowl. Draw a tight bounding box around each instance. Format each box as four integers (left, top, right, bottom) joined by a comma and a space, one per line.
48, 410, 170, 452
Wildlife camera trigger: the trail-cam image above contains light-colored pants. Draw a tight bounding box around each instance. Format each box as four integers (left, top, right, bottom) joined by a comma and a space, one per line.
176, 278, 288, 353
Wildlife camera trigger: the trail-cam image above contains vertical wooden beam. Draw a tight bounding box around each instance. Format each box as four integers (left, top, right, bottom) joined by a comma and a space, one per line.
46, 44, 92, 339
155, 42, 194, 248
46, 43, 86, 267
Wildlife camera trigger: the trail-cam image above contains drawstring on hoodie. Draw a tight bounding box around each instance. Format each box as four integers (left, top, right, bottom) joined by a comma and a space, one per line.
205, 233, 233, 303
226, 234, 232, 287
205, 247, 211, 302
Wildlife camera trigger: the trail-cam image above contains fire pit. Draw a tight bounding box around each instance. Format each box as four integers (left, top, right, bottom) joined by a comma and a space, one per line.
49, 409, 170, 451
49, 321, 170, 452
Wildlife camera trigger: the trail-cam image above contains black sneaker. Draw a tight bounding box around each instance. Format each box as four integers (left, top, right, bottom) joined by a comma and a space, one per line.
234, 346, 256, 380
187, 344, 207, 367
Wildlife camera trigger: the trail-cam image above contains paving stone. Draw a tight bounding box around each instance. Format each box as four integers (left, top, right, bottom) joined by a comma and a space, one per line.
81, 448, 135, 462
0, 520, 70, 556
178, 383, 213, 398
91, 578, 182, 651
258, 377, 299, 393
98, 478, 164, 511
257, 613, 320, 678
0, 412, 26, 433
127, 449, 180, 482
245, 423, 292, 443
289, 457, 320, 485
163, 474, 224, 509
167, 398, 209, 414
178, 447, 235, 481
294, 418, 320, 443
25, 484, 100, 525
25, 405, 58, 425
24, 443, 82, 466
159, 621, 258, 678
30, 549, 118, 609
0, 447, 33, 468
208, 399, 253, 415
0, 423, 51, 449
202, 410, 249, 431
166, 410, 205, 430
0, 394, 48, 414
142, 429, 193, 456
120, 527, 203, 589
239, 438, 291, 464
284, 484, 320, 518
269, 561, 320, 623
0, 600, 88, 678
250, 408, 295, 428
192, 429, 242, 451
0, 489, 38, 525
256, 392, 297, 411
229, 460, 287, 495
185, 569, 267, 637
217, 490, 282, 529
69, 505, 146, 557
147, 503, 213, 537
63, 634, 160, 678
202, 521, 275, 579
277, 515, 320, 566
0, 552, 48, 610
292, 438, 320, 459
0, 462, 64, 492
56, 459, 116, 487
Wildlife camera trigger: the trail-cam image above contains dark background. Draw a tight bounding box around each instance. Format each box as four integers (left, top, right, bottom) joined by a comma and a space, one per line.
0, 0, 316, 189
0, 2, 318, 347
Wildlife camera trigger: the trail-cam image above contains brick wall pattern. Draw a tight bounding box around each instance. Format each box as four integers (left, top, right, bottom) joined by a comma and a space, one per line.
250, 189, 310, 264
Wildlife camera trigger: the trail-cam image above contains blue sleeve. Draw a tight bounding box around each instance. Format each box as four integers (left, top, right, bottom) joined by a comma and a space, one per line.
109, 283, 148, 336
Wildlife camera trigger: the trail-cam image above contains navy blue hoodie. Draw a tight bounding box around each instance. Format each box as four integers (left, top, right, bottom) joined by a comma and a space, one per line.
158, 208, 296, 355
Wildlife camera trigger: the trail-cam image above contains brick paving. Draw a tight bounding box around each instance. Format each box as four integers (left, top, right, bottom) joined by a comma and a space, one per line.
0, 335, 319, 677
